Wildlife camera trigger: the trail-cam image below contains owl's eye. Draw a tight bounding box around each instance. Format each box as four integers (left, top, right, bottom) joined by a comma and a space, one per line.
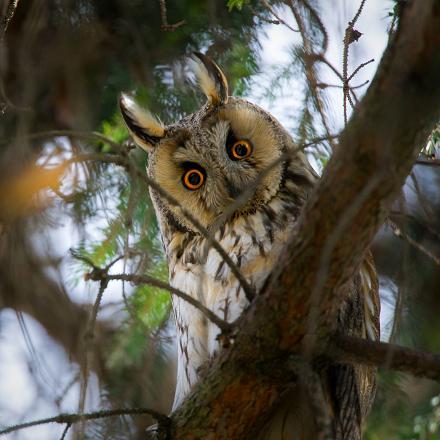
182, 167, 205, 190
228, 139, 252, 160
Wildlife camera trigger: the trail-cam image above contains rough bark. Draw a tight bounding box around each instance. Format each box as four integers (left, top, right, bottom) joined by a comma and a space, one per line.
170, 2, 440, 438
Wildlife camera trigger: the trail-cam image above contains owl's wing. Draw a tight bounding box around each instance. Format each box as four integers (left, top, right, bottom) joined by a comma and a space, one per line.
326, 252, 380, 439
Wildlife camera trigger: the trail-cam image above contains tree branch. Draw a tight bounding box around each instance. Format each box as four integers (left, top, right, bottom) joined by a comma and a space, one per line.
0, 407, 170, 437
387, 219, 440, 266
415, 157, 440, 167
262, 1, 298, 32
169, 2, 440, 438
286, 0, 335, 148
78, 278, 109, 432
342, 0, 368, 123
158, 0, 185, 31
83, 267, 233, 334
331, 335, 440, 382
8, 130, 124, 151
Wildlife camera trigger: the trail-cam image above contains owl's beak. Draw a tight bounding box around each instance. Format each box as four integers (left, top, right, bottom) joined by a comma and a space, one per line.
225, 179, 242, 200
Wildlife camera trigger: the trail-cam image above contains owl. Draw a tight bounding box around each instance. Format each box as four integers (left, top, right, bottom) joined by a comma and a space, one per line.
119, 53, 380, 439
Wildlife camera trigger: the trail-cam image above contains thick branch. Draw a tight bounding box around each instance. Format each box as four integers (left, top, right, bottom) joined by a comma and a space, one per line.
170, 2, 440, 438
331, 335, 440, 382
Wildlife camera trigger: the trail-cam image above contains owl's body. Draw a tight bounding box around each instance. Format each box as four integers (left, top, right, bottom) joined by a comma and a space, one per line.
159, 129, 316, 408
120, 53, 380, 439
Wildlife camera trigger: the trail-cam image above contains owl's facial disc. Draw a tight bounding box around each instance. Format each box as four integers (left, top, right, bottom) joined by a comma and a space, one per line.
149, 101, 285, 232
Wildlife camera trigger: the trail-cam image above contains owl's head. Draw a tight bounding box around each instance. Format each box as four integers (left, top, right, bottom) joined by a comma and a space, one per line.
120, 53, 298, 232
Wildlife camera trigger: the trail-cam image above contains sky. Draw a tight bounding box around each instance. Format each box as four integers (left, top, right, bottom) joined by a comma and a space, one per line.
0, 2, 395, 438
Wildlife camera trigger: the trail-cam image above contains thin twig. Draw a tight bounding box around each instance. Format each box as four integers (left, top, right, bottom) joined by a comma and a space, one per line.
70, 249, 98, 270
103, 273, 233, 333
342, 33, 349, 122
389, 211, 440, 242
249, 8, 279, 25
342, 0, 368, 124
415, 158, 440, 167
158, 0, 185, 31
385, 193, 407, 370
74, 248, 232, 332
301, 0, 328, 55
350, 0, 367, 26
78, 279, 108, 434
317, 80, 369, 91
346, 89, 355, 109
88, 280, 108, 344
16, 130, 123, 151
410, 171, 436, 224
287, 1, 336, 149
314, 54, 362, 104
59, 423, 71, 440
0, 408, 170, 436
104, 255, 124, 271
262, 0, 298, 32
66, 152, 126, 167
387, 219, 440, 266
347, 58, 375, 82
55, 373, 80, 407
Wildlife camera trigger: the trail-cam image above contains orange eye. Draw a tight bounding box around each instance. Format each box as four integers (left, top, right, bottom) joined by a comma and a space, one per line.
182, 168, 205, 190
230, 139, 252, 160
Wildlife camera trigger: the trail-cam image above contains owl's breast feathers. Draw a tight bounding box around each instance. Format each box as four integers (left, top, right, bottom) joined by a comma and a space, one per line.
165, 156, 316, 408
168, 210, 293, 408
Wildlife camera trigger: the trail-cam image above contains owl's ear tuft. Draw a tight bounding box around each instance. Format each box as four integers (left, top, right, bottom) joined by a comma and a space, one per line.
119, 94, 165, 152
191, 52, 229, 105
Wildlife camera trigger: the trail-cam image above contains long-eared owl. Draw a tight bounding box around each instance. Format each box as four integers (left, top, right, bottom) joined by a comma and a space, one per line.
119, 53, 380, 439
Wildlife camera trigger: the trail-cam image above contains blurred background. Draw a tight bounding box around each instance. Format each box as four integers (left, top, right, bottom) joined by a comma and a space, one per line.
0, 0, 439, 438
